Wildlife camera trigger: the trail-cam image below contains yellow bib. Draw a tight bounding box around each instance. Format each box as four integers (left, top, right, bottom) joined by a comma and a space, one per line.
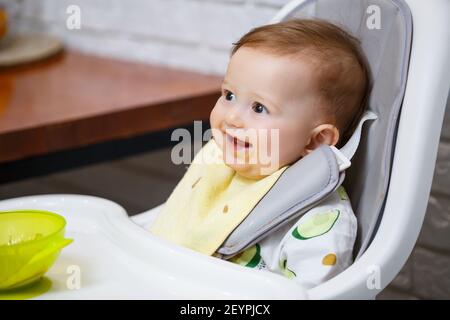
150, 139, 288, 255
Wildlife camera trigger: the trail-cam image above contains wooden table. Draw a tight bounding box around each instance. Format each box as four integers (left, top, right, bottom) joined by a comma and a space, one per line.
0, 50, 222, 182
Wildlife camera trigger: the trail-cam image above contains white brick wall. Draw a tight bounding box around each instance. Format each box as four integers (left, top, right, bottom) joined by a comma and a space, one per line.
8, 0, 287, 75
6, 0, 450, 299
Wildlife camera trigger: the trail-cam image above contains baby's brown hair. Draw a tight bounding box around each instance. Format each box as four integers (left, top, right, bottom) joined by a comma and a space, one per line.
231, 19, 371, 148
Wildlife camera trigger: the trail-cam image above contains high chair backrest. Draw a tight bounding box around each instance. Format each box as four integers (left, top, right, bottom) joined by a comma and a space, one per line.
271, 0, 413, 259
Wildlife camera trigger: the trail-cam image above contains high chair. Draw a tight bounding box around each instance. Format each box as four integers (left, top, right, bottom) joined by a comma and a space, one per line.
0, 0, 449, 299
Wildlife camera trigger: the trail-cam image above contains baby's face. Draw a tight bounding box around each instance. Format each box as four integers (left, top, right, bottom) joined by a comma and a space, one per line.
210, 47, 327, 179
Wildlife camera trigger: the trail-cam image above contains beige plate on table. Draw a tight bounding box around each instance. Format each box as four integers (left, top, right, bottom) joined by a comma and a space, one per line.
0, 33, 63, 67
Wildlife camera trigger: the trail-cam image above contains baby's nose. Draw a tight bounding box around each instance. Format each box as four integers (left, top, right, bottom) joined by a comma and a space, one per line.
225, 108, 245, 128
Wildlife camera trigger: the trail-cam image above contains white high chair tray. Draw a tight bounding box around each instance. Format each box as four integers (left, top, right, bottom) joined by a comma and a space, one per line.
0, 194, 307, 300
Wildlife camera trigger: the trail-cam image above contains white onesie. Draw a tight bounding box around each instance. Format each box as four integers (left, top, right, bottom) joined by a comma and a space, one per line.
144, 184, 357, 289
226, 185, 357, 289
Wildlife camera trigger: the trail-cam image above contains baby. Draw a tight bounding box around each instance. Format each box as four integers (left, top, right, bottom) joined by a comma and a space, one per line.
151, 19, 370, 289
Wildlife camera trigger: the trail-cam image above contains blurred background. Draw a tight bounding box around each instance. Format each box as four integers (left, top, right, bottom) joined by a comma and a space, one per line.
0, 0, 449, 299
2, 0, 278, 75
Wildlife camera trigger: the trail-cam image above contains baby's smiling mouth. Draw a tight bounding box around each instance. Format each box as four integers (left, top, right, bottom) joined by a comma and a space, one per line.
224, 132, 252, 153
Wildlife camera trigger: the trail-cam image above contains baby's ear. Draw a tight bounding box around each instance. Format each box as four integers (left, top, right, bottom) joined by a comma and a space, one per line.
302, 124, 340, 156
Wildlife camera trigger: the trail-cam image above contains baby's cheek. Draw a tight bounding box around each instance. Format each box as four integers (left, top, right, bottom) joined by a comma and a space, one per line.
209, 104, 220, 128
251, 129, 282, 170
210, 97, 228, 122
277, 129, 305, 166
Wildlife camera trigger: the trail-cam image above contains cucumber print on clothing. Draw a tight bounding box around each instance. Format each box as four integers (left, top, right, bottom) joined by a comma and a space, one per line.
279, 259, 296, 279
230, 243, 262, 268
292, 209, 340, 240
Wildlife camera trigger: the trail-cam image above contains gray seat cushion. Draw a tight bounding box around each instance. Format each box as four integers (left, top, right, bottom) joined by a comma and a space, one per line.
276, 0, 413, 258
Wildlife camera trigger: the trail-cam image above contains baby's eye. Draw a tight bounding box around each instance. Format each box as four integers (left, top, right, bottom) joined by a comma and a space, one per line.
223, 90, 236, 102
252, 102, 268, 114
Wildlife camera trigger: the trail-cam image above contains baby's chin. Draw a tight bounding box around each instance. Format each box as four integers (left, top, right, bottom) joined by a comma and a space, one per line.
213, 135, 284, 178
225, 161, 280, 180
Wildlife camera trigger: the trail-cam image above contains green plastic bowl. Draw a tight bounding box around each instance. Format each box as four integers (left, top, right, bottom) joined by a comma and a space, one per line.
0, 210, 73, 291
